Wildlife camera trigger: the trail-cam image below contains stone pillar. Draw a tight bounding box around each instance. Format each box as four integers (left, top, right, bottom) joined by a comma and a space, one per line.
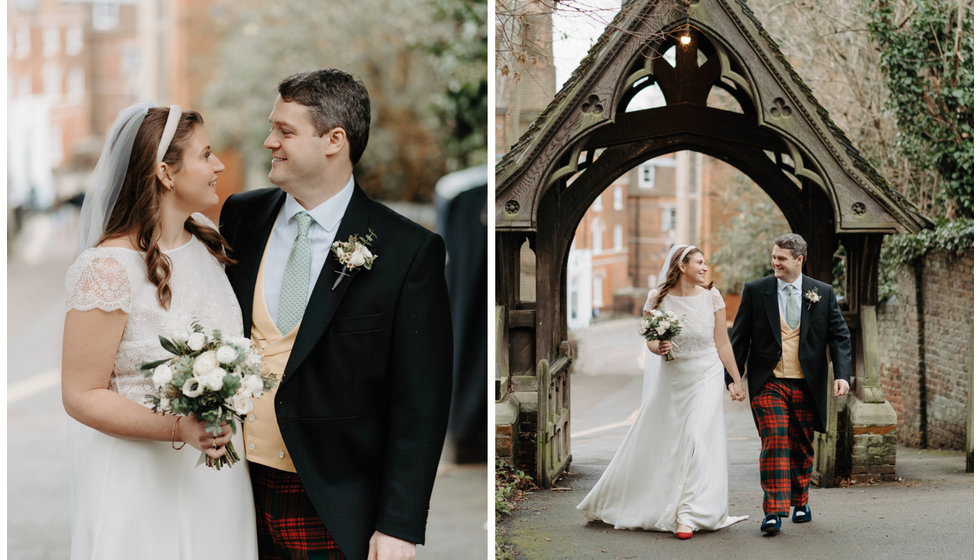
844, 306, 898, 482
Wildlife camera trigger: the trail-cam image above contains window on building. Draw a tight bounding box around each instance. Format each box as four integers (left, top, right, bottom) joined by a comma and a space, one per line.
66, 27, 84, 56
93, 2, 120, 32
16, 28, 31, 60
593, 276, 603, 308
662, 206, 676, 232
592, 194, 602, 211
67, 67, 85, 102
43, 27, 60, 57
613, 225, 623, 251
613, 186, 623, 209
42, 61, 62, 98
591, 218, 603, 252
639, 162, 655, 190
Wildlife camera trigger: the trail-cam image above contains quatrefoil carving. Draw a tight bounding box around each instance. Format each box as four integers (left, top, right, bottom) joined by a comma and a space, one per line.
769, 97, 791, 117
505, 200, 520, 215
851, 202, 867, 216
582, 95, 603, 115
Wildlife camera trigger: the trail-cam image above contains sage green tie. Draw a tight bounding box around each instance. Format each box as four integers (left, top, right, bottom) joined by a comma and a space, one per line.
277, 212, 314, 334
784, 284, 800, 329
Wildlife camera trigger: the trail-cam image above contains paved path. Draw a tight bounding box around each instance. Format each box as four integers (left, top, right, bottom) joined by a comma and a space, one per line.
497, 317, 973, 560
7, 212, 487, 560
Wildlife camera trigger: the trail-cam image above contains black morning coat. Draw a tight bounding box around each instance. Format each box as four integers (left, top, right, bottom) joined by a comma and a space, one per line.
220, 185, 453, 560
728, 274, 852, 432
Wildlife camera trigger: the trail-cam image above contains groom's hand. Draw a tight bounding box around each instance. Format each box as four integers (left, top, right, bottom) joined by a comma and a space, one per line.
368, 531, 416, 560
834, 379, 850, 397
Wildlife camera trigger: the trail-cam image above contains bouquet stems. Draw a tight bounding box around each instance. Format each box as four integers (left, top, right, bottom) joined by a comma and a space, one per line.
205, 441, 241, 470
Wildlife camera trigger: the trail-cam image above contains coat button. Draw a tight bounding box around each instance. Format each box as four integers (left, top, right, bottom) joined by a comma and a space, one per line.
247, 414, 255, 422
278, 451, 285, 459
248, 443, 255, 450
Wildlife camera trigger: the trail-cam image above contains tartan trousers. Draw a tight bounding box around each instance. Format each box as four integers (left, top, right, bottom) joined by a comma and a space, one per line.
250, 462, 346, 560
750, 377, 817, 516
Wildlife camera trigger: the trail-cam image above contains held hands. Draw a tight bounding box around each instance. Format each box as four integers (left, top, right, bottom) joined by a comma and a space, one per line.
179, 416, 232, 458
834, 379, 850, 397
368, 531, 416, 560
727, 381, 746, 402
647, 340, 673, 356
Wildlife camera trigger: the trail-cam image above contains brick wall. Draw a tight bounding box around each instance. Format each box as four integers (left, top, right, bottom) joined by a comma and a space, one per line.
877, 250, 973, 449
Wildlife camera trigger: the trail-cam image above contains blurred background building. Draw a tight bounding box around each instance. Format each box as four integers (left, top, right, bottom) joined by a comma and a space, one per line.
8, 0, 487, 232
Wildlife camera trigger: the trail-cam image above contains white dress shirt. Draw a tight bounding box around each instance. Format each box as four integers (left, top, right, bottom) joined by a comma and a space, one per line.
776, 274, 804, 324
263, 176, 355, 326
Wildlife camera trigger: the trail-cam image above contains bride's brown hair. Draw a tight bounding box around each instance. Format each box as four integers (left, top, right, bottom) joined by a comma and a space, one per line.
652, 246, 714, 310
98, 107, 234, 309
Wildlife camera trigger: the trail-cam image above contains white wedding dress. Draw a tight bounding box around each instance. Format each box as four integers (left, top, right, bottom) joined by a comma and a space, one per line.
64, 215, 258, 559
577, 287, 747, 533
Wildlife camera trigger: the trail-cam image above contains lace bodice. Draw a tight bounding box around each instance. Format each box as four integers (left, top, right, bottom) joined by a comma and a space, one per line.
643, 287, 725, 359
65, 216, 243, 405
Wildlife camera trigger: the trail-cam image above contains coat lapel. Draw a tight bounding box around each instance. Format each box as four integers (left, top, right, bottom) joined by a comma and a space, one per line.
799, 275, 814, 341
283, 185, 372, 379
763, 276, 781, 343
231, 190, 285, 335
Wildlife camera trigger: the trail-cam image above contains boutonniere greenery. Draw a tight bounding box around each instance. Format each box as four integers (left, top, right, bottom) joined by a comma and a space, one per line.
804, 287, 821, 309
330, 229, 378, 291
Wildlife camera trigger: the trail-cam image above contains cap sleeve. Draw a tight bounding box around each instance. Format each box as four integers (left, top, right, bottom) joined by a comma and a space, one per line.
710, 286, 726, 312
643, 287, 661, 313
65, 250, 132, 313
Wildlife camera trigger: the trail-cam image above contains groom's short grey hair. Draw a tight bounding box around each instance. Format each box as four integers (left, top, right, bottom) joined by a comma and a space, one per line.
278, 69, 371, 165
774, 233, 807, 261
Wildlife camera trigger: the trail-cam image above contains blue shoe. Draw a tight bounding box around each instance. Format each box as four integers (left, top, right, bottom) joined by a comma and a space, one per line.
761, 514, 781, 534
792, 504, 812, 523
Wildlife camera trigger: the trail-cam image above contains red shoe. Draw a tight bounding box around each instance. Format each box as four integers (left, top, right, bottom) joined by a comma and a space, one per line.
676, 530, 693, 540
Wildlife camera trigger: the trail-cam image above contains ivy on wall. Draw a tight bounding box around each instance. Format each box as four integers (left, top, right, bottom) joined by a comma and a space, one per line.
867, 0, 974, 299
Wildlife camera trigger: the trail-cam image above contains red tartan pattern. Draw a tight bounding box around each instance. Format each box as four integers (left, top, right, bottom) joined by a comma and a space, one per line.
750, 377, 817, 516
250, 462, 346, 560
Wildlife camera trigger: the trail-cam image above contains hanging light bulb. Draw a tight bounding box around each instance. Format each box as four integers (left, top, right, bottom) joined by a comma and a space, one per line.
679, 32, 692, 46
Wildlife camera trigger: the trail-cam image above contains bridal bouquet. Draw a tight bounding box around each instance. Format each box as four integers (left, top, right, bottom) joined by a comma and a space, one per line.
640, 310, 682, 361
140, 322, 277, 470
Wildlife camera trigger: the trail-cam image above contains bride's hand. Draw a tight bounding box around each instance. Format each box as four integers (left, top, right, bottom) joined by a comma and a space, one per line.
647, 340, 673, 355
178, 416, 233, 458
727, 382, 746, 402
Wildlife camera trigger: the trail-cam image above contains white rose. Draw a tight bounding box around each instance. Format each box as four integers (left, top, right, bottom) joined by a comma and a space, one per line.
182, 377, 204, 398
656, 325, 668, 336
171, 328, 190, 344
356, 245, 373, 261
658, 320, 670, 330
151, 364, 174, 389
193, 351, 219, 375
187, 332, 207, 351
349, 251, 366, 267
158, 397, 170, 411
241, 374, 264, 397
229, 391, 254, 415
202, 367, 227, 391
216, 345, 238, 364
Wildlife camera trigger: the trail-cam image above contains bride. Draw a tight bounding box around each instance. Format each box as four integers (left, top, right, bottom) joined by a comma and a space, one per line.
577, 244, 748, 539
61, 103, 257, 558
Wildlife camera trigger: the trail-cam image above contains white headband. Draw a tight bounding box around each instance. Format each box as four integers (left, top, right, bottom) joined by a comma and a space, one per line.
155, 105, 182, 164
679, 245, 696, 262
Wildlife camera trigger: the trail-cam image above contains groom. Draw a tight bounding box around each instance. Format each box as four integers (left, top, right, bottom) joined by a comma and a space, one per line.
728, 233, 851, 535
220, 69, 452, 560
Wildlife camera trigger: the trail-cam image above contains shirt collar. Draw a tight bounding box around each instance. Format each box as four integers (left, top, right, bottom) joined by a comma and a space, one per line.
777, 274, 804, 293
281, 175, 355, 234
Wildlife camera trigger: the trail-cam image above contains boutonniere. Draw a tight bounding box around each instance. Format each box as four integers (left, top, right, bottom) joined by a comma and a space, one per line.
330, 229, 378, 291
804, 287, 821, 309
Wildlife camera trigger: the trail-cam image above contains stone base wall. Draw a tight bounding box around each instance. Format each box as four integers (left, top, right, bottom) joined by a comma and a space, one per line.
877, 250, 973, 449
